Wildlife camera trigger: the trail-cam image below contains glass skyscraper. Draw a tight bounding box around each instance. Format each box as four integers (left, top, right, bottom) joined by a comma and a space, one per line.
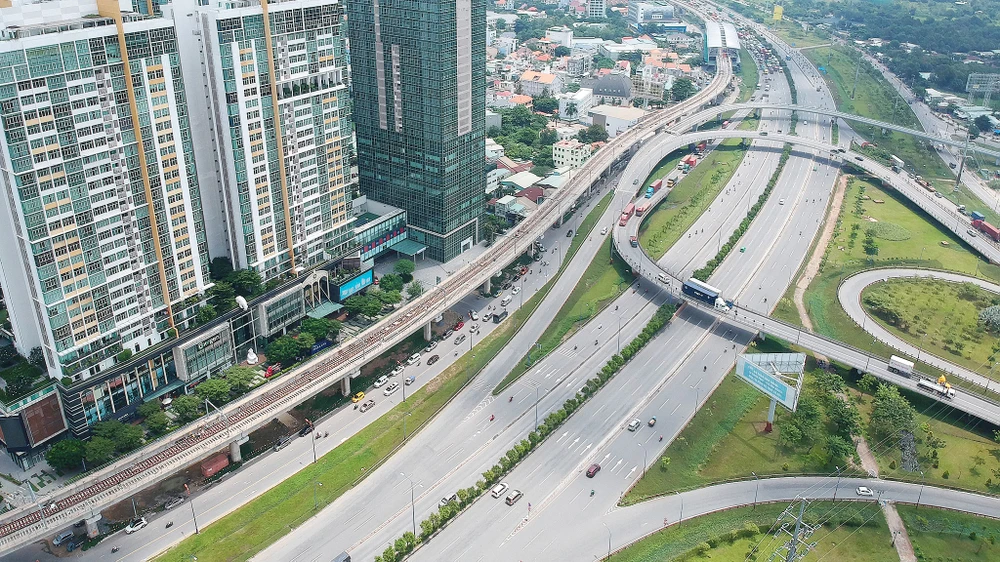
346, 0, 486, 262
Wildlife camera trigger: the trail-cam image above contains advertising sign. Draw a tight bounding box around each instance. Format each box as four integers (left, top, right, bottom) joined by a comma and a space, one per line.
735, 354, 803, 411
337, 269, 374, 301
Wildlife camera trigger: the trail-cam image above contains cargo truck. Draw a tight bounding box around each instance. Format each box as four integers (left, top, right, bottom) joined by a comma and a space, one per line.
973, 219, 1000, 242
887, 355, 914, 377
917, 379, 955, 399
682, 278, 732, 311
971, 211, 986, 222
666, 178, 676, 188
889, 155, 904, 168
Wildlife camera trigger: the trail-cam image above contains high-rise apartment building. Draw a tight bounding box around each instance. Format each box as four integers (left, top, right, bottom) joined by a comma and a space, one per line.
168, 0, 355, 280
587, 0, 607, 20
347, 0, 486, 262
0, 0, 212, 380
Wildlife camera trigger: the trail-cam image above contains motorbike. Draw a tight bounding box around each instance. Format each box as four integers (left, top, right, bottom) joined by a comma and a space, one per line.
490, 414, 495, 422
659, 435, 663, 442
509, 396, 513, 403
166, 521, 174, 529
590, 489, 595, 497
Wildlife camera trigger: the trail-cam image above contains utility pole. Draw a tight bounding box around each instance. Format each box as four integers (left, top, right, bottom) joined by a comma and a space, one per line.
954, 131, 971, 192
766, 498, 818, 562
851, 52, 862, 100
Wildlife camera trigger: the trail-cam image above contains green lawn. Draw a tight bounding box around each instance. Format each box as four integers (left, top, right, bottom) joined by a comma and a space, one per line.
155, 277, 557, 562
768, 19, 832, 49
609, 502, 892, 562
861, 278, 1000, 376
625, 341, 840, 504
898, 505, 1000, 561
638, 139, 750, 259
737, 48, 759, 104
778, 175, 1000, 387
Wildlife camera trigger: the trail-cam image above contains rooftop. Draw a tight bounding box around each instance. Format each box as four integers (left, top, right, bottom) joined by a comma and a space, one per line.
589, 104, 647, 121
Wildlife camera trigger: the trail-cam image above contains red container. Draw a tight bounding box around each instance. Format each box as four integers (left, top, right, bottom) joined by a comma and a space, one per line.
201, 453, 230, 478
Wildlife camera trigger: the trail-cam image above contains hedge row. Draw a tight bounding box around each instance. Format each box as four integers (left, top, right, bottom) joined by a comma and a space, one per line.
693, 144, 794, 282
374, 303, 678, 562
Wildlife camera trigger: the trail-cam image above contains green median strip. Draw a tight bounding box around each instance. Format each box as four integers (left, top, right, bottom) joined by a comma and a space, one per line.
692, 144, 793, 281
380, 304, 678, 562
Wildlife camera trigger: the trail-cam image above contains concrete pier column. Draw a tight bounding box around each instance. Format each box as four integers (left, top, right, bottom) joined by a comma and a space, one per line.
423, 321, 433, 341
230, 440, 243, 463
481, 277, 491, 295
340, 376, 351, 396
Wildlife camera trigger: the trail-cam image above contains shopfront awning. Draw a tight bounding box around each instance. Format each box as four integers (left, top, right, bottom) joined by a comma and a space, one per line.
307, 301, 344, 319
142, 378, 186, 402
389, 239, 427, 260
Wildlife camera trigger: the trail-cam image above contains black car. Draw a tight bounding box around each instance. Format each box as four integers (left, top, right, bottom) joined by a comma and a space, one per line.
427, 354, 440, 366
566, 229, 573, 237
298, 424, 314, 437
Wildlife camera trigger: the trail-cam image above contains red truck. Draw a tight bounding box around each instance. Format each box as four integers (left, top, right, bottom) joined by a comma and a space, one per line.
201, 453, 230, 478
683, 155, 698, 167
651, 179, 663, 192
973, 219, 1000, 242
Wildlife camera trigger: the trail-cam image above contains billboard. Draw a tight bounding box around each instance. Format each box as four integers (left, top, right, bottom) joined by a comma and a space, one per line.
337, 269, 374, 301
735, 353, 804, 411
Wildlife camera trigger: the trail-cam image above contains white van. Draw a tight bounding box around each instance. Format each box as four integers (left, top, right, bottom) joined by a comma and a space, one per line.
491, 482, 509, 498
406, 353, 420, 365
501, 295, 513, 307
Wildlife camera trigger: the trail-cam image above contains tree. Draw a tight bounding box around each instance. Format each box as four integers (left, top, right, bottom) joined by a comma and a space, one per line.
533, 97, 559, 114
229, 269, 263, 297
223, 365, 258, 394
171, 395, 202, 423
196, 304, 217, 325
93, 420, 144, 453
195, 378, 232, 405
0, 345, 19, 367
975, 115, 993, 133
863, 234, 879, 258
858, 373, 877, 395
869, 384, 917, 439
968, 124, 981, 140
207, 281, 236, 312
554, 46, 571, 57
210, 256, 233, 281
300, 317, 339, 341
268, 335, 303, 366
136, 401, 161, 419
3, 365, 38, 397
379, 274, 404, 293
670, 78, 697, 101
393, 259, 415, 277
826, 434, 855, 464
45, 439, 86, 471
28, 346, 45, 371
577, 124, 608, 144
406, 281, 424, 299
296, 332, 316, 354
361, 295, 385, 318
538, 127, 559, 146
145, 411, 170, 436
85, 437, 116, 466
377, 290, 403, 305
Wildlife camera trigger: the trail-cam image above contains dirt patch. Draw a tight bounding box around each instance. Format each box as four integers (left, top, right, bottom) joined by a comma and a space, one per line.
101, 463, 205, 524
242, 418, 295, 458
794, 172, 848, 334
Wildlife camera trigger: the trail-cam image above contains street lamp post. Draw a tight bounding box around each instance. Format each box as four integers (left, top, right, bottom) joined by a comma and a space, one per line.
313, 481, 323, 510
617, 314, 622, 353
916, 471, 925, 509
752, 471, 759, 510
833, 466, 841, 502
400, 473, 419, 538
638, 443, 647, 475
602, 522, 612, 558
676, 491, 683, 525
534, 387, 540, 429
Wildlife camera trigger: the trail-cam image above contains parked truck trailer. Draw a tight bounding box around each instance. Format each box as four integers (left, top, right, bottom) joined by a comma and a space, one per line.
887, 355, 914, 377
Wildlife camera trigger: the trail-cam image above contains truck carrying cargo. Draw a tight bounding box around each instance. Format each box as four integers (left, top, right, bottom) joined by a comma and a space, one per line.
682, 278, 732, 311
916, 379, 955, 399
971, 211, 986, 222
889, 155, 904, 168
666, 178, 676, 188
652, 179, 663, 191
973, 219, 1000, 242
887, 355, 914, 377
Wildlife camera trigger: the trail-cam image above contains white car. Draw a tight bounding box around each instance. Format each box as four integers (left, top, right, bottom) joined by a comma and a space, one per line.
374, 375, 389, 388
406, 353, 421, 366
469, 310, 479, 321
125, 517, 148, 534
779, 198, 785, 205
391, 364, 405, 376
600, 227, 608, 235
511, 286, 521, 295
855, 486, 875, 497
383, 382, 400, 396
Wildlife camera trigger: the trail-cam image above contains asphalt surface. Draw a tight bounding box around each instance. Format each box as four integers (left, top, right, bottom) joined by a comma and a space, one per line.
838, 268, 1000, 387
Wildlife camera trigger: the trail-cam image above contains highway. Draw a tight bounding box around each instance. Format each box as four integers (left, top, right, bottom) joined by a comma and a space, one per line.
405, 16, 852, 561
838, 268, 1000, 388
0, 50, 736, 558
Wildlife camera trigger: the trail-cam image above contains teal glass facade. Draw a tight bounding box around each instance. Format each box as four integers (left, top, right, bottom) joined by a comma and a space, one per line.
346, 0, 487, 262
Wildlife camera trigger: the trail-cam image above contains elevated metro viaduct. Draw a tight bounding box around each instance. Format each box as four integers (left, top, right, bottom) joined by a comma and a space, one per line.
609, 128, 1000, 426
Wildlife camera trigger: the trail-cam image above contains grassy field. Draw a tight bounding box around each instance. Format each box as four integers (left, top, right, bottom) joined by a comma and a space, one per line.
494, 194, 635, 393
609, 501, 892, 562
155, 278, 558, 562
737, 48, 759, 103
899, 505, 1000, 561
773, 175, 1000, 385
767, 19, 832, 49
862, 278, 1000, 375
638, 139, 750, 259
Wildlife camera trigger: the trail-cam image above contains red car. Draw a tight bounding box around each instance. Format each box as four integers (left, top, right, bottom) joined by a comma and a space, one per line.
454, 321, 465, 330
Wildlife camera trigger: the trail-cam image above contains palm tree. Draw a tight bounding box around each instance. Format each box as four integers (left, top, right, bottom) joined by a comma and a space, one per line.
565, 102, 578, 122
